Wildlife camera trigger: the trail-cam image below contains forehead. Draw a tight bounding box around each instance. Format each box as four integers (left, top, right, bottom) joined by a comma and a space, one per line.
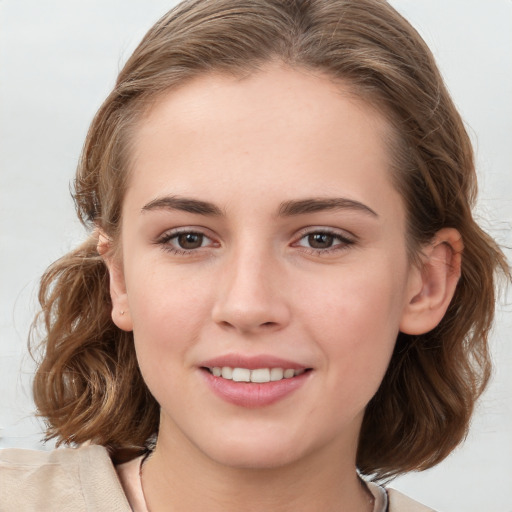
134, 63, 392, 152
127, 63, 400, 216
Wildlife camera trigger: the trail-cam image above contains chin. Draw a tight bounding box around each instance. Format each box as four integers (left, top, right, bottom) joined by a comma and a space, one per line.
193, 420, 328, 471
203, 441, 303, 470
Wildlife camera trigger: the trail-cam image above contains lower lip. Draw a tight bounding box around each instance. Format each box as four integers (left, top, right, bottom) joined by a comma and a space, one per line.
200, 369, 311, 408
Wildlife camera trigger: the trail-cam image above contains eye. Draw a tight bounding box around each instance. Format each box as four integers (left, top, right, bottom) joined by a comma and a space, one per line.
156, 229, 217, 254
293, 229, 355, 254
174, 232, 207, 250
305, 233, 336, 249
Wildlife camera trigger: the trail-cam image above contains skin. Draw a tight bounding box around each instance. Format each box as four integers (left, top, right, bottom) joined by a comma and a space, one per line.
103, 63, 462, 512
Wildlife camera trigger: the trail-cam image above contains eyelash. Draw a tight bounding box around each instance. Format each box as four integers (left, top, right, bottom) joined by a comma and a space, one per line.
155, 228, 356, 256
292, 228, 356, 256
155, 229, 217, 256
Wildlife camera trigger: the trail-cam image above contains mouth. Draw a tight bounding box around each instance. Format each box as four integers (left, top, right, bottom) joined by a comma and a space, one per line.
202, 366, 310, 383
199, 357, 313, 407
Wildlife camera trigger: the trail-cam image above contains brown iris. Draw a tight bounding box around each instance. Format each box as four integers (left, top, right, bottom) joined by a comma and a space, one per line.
307, 233, 334, 249
177, 233, 204, 249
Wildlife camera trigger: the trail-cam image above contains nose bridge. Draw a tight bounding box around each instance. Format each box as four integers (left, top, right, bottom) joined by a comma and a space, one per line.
212, 238, 289, 332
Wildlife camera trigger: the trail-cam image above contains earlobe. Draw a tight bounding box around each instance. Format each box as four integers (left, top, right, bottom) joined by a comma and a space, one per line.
97, 231, 134, 332
400, 228, 463, 335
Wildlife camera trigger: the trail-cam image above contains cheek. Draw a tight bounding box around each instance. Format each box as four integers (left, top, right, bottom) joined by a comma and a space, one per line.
126, 272, 211, 411
299, 262, 408, 392
303, 261, 407, 335
125, 265, 213, 367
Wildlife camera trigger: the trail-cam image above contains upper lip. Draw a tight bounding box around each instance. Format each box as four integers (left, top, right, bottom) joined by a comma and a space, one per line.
199, 354, 309, 370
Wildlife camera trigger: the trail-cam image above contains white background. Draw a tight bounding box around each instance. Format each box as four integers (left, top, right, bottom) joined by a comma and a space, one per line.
0, 1, 511, 511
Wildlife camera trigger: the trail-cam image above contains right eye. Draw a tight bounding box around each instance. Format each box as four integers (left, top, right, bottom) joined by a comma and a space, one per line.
156, 229, 216, 255
173, 232, 208, 250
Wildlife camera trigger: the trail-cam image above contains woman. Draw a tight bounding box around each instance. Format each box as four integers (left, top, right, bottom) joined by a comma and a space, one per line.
1, 1, 508, 510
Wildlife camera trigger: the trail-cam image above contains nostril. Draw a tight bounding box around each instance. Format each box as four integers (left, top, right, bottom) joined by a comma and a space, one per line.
218, 320, 235, 329
212, 299, 290, 333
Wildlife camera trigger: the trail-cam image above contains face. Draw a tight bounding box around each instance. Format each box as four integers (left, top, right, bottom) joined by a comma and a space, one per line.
110, 63, 422, 470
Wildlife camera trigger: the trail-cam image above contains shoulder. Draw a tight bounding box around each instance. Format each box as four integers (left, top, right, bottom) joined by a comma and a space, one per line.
387, 487, 437, 512
0, 444, 131, 512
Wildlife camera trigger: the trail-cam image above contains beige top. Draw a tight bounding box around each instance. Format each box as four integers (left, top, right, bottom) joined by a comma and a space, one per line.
0, 445, 436, 511
0, 444, 130, 511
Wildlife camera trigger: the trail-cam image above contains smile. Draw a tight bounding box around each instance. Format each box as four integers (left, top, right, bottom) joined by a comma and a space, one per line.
206, 367, 307, 383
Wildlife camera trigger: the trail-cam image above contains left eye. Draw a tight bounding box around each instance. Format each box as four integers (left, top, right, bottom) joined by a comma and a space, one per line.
303, 233, 335, 249
295, 231, 353, 250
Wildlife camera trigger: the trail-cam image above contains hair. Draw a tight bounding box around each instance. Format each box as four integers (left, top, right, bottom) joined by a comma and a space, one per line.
31, 0, 509, 480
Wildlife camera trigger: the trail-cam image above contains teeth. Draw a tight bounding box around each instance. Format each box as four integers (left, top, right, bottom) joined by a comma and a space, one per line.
221, 367, 233, 379
270, 368, 284, 381
210, 367, 305, 383
251, 368, 270, 383
232, 368, 251, 382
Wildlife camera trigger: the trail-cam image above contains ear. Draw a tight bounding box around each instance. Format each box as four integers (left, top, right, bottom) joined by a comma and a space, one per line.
97, 231, 133, 332
400, 228, 463, 335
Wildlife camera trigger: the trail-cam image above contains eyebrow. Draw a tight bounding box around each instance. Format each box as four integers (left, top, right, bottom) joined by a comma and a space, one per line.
142, 196, 223, 216
141, 195, 378, 218
278, 197, 378, 217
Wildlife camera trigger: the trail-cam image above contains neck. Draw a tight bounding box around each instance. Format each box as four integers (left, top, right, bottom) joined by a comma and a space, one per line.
141, 422, 373, 512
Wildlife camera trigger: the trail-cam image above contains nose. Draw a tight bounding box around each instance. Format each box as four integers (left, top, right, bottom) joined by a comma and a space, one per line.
211, 245, 291, 334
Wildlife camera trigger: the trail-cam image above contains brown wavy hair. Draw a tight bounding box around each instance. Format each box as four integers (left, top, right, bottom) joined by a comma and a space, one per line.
31, 0, 510, 479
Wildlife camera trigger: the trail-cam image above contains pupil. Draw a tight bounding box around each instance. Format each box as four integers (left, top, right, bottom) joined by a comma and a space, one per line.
178, 233, 203, 249
308, 233, 333, 249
